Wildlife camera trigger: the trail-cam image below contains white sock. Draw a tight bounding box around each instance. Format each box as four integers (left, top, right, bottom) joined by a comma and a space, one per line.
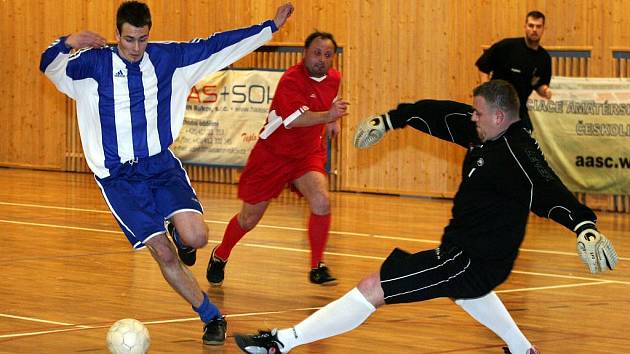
455, 292, 532, 354
276, 287, 376, 352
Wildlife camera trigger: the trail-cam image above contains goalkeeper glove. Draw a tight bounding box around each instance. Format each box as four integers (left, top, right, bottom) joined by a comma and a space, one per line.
353, 113, 393, 149
575, 223, 618, 273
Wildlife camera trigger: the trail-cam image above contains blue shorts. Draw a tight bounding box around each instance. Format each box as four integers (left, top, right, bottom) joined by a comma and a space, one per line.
95, 150, 203, 249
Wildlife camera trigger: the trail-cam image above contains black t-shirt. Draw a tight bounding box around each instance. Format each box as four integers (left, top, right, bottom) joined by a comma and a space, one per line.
476, 37, 552, 129
387, 100, 596, 266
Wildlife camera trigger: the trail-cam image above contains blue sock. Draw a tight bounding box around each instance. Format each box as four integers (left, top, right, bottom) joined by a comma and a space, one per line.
193, 293, 220, 323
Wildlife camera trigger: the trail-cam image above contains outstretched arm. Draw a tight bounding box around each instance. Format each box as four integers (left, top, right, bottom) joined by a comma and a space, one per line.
354, 99, 479, 149
177, 4, 294, 85
273, 2, 294, 29
502, 136, 618, 273
515, 139, 596, 229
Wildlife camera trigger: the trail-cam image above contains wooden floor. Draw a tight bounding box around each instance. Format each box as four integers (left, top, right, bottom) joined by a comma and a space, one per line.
0, 168, 628, 354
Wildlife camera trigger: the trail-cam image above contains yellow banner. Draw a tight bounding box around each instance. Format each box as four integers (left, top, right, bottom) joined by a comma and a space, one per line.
172, 69, 283, 166
529, 77, 630, 194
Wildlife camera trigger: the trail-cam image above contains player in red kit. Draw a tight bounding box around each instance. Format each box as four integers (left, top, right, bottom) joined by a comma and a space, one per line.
206, 31, 349, 286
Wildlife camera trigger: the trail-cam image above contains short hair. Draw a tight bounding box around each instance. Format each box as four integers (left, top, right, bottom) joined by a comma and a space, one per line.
473, 80, 520, 120
526, 10, 545, 24
116, 1, 152, 33
304, 31, 338, 52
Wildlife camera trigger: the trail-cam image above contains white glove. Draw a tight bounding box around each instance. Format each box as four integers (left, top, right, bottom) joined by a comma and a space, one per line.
353, 113, 393, 149
576, 228, 618, 273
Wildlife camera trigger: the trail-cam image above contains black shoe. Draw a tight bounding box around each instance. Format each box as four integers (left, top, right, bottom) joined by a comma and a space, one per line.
235, 329, 284, 354
167, 221, 196, 266
206, 247, 228, 286
309, 262, 337, 286
203, 315, 227, 345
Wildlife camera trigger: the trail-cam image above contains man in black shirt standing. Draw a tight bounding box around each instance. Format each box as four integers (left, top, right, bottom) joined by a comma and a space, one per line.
476, 11, 552, 132
233, 80, 618, 354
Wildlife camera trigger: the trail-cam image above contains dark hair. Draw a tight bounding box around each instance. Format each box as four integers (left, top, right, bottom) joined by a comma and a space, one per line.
473, 80, 520, 119
304, 31, 338, 52
116, 1, 152, 33
526, 10, 545, 24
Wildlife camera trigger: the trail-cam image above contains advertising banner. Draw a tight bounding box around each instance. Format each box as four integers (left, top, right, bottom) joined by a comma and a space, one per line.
529, 77, 630, 194
172, 69, 283, 166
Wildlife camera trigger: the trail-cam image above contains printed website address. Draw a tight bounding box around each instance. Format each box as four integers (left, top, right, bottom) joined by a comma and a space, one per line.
575, 155, 630, 168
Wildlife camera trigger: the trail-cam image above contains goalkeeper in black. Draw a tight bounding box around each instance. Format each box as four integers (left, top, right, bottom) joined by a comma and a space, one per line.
233, 80, 618, 354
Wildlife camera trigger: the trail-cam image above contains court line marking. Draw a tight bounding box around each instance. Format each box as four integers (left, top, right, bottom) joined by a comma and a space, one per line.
0, 200, 627, 260
510, 269, 625, 282
0, 313, 74, 326
0, 201, 106, 214
224, 242, 630, 285
1, 201, 628, 339
1, 218, 628, 284
0, 307, 322, 339
0, 277, 623, 340
496, 280, 614, 293
0, 219, 121, 234
1, 217, 628, 281
0, 246, 625, 338
1, 217, 628, 283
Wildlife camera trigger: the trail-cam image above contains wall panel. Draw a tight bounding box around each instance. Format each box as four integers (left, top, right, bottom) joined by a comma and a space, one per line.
2, 0, 629, 199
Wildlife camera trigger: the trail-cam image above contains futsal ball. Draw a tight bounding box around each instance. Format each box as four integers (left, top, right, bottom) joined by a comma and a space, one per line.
106, 318, 151, 354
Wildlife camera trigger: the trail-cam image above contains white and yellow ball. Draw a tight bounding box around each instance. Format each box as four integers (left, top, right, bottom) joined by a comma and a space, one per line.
106, 318, 151, 354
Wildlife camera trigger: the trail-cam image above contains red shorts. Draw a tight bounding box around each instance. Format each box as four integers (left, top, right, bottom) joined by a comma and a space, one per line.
238, 142, 327, 204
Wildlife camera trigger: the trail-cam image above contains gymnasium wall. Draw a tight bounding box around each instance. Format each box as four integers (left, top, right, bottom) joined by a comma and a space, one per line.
1, 0, 629, 197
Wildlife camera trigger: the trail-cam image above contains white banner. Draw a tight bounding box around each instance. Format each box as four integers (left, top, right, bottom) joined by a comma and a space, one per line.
172, 69, 283, 166
529, 77, 630, 194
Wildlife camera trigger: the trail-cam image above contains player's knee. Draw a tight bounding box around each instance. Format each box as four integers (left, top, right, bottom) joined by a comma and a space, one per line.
183, 223, 208, 249
188, 223, 208, 249
309, 194, 330, 215
357, 273, 379, 292
187, 231, 208, 249
357, 272, 385, 307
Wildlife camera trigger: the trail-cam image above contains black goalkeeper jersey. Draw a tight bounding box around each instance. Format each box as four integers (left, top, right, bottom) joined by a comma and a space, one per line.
387, 99, 596, 265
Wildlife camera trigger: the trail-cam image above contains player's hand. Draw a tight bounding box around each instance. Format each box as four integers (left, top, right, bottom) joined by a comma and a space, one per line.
273, 2, 294, 29
353, 113, 393, 149
326, 99, 349, 122
576, 227, 618, 273
65, 31, 106, 49
538, 85, 552, 99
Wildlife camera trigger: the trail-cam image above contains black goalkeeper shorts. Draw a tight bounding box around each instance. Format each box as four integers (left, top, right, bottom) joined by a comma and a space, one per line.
380, 244, 511, 304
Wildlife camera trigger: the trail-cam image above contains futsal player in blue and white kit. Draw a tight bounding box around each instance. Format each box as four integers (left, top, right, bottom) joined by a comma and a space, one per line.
40, 1, 294, 345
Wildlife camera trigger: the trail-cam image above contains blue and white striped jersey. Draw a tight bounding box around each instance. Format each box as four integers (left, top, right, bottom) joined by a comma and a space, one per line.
40, 20, 277, 178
